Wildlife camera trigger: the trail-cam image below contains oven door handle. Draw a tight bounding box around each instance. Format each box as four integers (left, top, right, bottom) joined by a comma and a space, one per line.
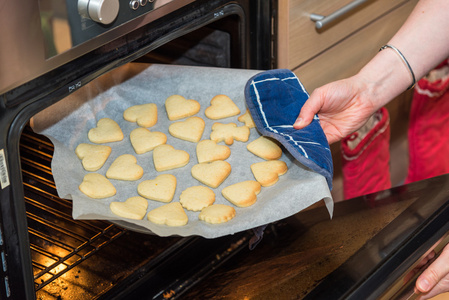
310, 0, 373, 30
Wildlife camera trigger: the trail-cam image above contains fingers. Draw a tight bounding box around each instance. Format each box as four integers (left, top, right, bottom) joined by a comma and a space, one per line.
292, 103, 315, 129
416, 243, 449, 295
293, 90, 323, 130
416, 274, 449, 300
405, 251, 436, 289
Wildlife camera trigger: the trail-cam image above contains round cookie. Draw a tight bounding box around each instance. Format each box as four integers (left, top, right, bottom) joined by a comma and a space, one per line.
179, 186, 215, 211
199, 204, 236, 224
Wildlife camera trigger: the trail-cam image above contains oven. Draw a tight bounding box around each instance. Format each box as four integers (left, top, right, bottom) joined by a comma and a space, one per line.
0, 1, 276, 298
2, 0, 449, 299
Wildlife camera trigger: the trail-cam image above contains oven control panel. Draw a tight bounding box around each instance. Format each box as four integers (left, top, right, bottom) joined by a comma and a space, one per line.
68, 0, 179, 46
38, 0, 194, 58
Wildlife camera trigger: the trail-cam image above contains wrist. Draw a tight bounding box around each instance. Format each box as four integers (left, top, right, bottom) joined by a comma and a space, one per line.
356, 47, 413, 109
379, 44, 416, 90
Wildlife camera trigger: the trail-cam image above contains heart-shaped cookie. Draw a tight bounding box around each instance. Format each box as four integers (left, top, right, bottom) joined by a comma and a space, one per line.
210, 122, 250, 145
191, 161, 231, 188
153, 144, 190, 172
205, 94, 240, 120
199, 204, 236, 224
147, 202, 188, 226
110, 196, 148, 220
251, 160, 288, 187
247, 136, 283, 160
106, 154, 144, 181
196, 140, 231, 163
165, 95, 200, 121
222, 180, 261, 207
137, 174, 177, 203
123, 103, 158, 128
75, 143, 112, 171
179, 186, 215, 211
79, 173, 116, 199
168, 116, 205, 143
88, 118, 124, 143
130, 127, 167, 154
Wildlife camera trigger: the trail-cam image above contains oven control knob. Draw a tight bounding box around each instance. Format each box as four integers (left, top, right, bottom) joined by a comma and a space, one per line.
129, 0, 139, 10
78, 0, 120, 25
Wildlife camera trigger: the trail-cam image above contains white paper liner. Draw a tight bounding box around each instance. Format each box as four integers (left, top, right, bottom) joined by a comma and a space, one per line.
32, 63, 333, 238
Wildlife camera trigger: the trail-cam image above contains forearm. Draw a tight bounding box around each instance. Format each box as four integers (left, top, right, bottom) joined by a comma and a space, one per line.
390, 0, 449, 79
355, 0, 449, 109
294, 0, 449, 142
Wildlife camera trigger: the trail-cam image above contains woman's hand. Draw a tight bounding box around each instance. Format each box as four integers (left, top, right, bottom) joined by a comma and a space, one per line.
293, 75, 380, 144
416, 243, 449, 299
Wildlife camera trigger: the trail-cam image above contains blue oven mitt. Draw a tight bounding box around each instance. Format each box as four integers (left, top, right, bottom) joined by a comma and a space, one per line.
245, 69, 333, 190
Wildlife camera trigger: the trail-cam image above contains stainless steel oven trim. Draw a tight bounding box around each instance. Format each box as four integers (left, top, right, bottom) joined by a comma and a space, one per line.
0, 0, 195, 95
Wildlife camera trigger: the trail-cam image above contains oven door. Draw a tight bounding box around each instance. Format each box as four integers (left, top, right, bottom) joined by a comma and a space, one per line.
179, 174, 449, 299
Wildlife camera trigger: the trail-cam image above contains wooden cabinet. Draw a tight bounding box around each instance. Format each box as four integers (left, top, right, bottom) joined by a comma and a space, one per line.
276, 0, 419, 201
277, 0, 419, 90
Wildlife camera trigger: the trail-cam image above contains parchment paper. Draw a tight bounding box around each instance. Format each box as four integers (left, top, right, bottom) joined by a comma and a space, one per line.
31, 63, 333, 238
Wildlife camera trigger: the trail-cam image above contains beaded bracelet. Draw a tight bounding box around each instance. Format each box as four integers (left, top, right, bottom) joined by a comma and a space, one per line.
379, 44, 416, 90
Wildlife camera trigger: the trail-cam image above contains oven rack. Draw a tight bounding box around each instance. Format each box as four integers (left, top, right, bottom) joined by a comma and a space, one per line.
18, 125, 253, 299
19, 126, 128, 292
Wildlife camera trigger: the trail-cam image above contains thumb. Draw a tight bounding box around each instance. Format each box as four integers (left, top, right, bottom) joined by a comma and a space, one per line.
293, 95, 322, 129
416, 244, 449, 294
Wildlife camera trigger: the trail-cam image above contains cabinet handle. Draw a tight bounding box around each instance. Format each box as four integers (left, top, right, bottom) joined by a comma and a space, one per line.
310, 0, 373, 29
